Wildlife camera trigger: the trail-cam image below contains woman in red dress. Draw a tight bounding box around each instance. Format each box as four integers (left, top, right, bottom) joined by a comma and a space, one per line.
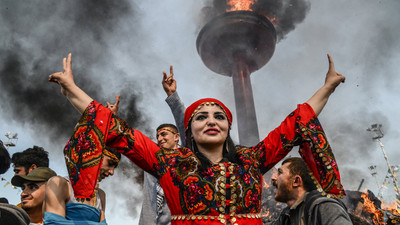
49, 53, 345, 225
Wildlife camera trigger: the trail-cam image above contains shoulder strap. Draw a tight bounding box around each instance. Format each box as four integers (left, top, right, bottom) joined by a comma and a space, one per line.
302, 193, 321, 225
303, 192, 347, 225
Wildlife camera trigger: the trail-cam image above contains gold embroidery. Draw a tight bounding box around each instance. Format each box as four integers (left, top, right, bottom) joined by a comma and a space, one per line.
171, 213, 262, 223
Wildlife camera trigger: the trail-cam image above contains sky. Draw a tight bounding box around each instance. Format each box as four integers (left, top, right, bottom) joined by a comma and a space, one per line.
1, 0, 400, 224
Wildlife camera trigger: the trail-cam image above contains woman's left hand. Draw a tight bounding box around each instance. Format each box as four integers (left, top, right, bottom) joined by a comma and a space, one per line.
306, 54, 346, 116
324, 54, 345, 92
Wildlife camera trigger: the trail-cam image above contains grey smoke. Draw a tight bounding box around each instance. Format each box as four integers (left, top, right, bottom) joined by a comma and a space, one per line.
199, 0, 311, 41
0, 0, 149, 140
2, 0, 400, 223
102, 158, 144, 219
0, 0, 149, 220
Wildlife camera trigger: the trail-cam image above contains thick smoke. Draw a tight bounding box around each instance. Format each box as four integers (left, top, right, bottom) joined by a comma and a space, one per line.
2, 0, 400, 222
0, 0, 150, 220
325, 109, 390, 162
199, 0, 311, 41
101, 157, 144, 218
0, 0, 149, 140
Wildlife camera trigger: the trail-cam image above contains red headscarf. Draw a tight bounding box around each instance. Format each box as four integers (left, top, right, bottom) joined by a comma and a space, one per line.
184, 98, 233, 130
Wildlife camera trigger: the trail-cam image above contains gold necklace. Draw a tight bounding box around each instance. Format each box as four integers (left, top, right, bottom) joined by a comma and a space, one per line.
76, 184, 99, 207
92, 184, 99, 207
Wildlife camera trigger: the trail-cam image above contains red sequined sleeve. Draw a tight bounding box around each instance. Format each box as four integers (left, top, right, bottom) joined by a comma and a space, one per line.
64, 101, 162, 200
250, 103, 313, 171
105, 113, 161, 173
249, 103, 345, 198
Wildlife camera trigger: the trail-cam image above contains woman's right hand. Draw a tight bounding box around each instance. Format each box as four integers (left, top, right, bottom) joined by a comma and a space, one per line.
49, 53, 76, 96
49, 53, 93, 114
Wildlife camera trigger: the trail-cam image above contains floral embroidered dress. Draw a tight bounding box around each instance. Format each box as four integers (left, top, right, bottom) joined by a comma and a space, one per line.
64, 101, 345, 225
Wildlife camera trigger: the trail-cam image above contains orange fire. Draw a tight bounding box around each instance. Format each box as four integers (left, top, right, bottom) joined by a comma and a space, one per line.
226, 0, 256, 12
262, 211, 270, 217
268, 16, 277, 23
263, 180, 270, 189
382, 201, 400, 216
361, 192, 384, 225
261, 208, 270, 219
225, 0, 278, 26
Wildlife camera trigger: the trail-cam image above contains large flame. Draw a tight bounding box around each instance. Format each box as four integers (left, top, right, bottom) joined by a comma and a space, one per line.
361, 192, 384, 225
225, 0, 277, 25
263, 179, 270, 189
226, 0, 256, 12
262, 208, 270, 218
382, 200, 400, 216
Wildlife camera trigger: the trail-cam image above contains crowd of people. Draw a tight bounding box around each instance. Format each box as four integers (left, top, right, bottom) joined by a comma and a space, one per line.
0, 53, 354, 225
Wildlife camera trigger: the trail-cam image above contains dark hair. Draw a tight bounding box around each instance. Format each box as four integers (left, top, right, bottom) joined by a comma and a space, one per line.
282, 157, 317, 192
0, 203, 30, 225
156, 124, 178, 134
185, 121, 238, 169
0, 140, 11, 175
11, 146, 49, 173
104, 147, 121, 165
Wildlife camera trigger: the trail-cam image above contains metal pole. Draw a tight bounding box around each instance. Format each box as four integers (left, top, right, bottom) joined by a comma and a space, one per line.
357, 179, 365, 192
231, 57, 260, 146
377, 138, 400, 214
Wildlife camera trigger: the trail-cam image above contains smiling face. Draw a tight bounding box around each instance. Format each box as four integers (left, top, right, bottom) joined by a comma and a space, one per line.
157, 127, 179, 149
190, 104, 229, 149
98, 155, 117, 182
20, 181, 46, 212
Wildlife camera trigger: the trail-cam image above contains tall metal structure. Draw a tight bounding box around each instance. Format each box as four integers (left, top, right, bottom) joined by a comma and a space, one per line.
367, 124, 400, 213
197, 11, 276, 146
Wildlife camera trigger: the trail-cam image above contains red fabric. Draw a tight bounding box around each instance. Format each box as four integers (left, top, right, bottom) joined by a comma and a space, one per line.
299, 139, 344, 197
64, 102, 112, 199
68, 101, 345, 222
184, 98, 233, 130
170, 216, 263, 225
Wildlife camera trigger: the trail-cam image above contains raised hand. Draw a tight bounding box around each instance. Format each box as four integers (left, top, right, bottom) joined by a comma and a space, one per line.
48, 53, 93, 114
324, 54, 345, 92
162, 65, 176, 96
306, 54, 346, 116
48, 53, 75, 96
106, 95, 120, 115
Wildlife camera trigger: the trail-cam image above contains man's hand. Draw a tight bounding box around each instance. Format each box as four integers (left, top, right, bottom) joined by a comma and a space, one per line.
162, 65, 176, 96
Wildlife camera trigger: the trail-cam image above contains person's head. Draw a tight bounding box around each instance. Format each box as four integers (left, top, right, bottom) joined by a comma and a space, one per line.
98, 147, 121, 182
11, 167, 57, 214
0, 140, 11, 175
156, 124, 180, 149
272, 157, 316, 205
184, 98, 237, 166
11, 146, 49, 175
0, 203, 30, 225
